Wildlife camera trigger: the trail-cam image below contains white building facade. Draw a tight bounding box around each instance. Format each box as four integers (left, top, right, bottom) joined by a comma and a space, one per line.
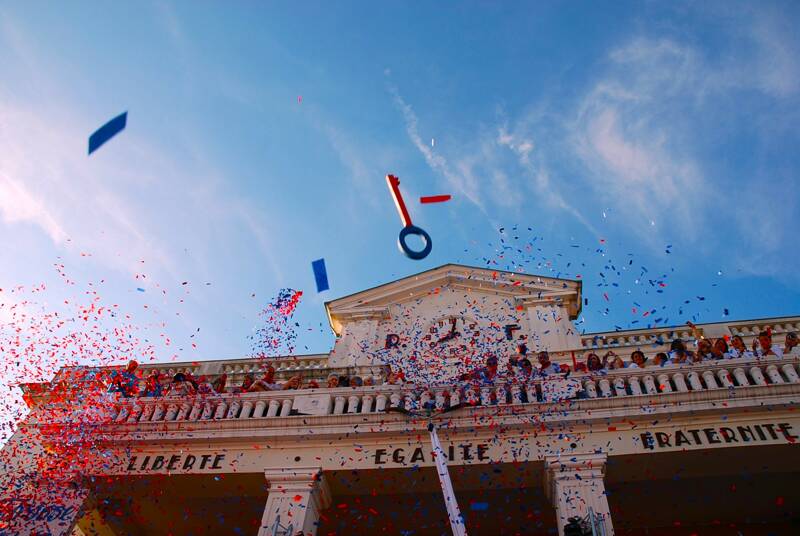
2, 264, 799, 535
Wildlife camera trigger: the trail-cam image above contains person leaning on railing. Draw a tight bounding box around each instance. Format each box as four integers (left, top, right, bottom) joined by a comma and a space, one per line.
139, 369, 163, 398
784, 332, 799, 355
710, 338, 729, 359
247, 366, 302, 391
108, 360, 140, 398
627, 350, 647, 369
652, 352, 670, 367
605, 352, 625, 370
729, 335, 754, 359
212, 373, 227, 394
668, 339, 695, 365
582, 352, 607, 373
754, 329, 784, 358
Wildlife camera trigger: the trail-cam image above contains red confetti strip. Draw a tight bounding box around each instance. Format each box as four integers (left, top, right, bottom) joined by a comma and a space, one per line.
420, 194, 451, 204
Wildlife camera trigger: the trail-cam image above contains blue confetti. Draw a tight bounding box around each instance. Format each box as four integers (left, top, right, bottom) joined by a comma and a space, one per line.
311, 258, 329, 292
88, 111, 127, 155
470, 502, 488, 511
136, 287, 145, 292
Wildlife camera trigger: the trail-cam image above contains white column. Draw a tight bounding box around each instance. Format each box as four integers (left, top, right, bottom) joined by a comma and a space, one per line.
259, 467, 331, 536
545, 453, 614, 536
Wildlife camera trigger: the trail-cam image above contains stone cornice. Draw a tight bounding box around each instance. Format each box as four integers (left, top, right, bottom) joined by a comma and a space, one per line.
49, 382, 800, 448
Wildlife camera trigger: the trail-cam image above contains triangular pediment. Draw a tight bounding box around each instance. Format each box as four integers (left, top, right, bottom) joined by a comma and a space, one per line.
325, 264, 582, 336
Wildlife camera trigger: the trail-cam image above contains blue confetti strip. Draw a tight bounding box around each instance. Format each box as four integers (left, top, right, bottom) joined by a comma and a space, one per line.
88, 111, 127, 155
312, 258, 329, 292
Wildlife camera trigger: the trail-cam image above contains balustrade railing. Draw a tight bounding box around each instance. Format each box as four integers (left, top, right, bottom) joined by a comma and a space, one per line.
103, 355, 800, 427
578, 316, 800, 353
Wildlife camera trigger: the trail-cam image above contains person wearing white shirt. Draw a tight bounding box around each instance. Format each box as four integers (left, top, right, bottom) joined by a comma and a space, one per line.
536, 351, 563, 376
627, 350, 647, 369
754, 330, 783, 359
668, 340, 694, 365
729, 335, 755, 359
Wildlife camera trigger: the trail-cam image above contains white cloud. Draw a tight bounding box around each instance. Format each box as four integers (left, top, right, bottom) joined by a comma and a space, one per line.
390, 86, 488, 214
0, 172, 67, 244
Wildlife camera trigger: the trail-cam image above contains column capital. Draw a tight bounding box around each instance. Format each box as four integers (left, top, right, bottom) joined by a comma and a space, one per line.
263, 466, 331, 509
544, 453, 608, 501
544, 452, 607, 473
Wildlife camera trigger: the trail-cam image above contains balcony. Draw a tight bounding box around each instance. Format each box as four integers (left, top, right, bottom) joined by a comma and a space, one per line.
87, 353, 800, 439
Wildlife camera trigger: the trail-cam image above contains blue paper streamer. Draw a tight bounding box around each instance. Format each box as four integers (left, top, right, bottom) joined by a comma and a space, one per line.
88, 111, 127, 155
311, 258, 329, 292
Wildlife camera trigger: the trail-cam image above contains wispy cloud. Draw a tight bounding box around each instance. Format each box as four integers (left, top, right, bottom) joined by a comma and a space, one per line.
389, 85, 595, 235
389, 85, 488, 215
0, 171, 67, 244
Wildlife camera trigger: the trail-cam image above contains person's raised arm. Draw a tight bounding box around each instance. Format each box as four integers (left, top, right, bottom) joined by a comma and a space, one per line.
686, 321, 704, 342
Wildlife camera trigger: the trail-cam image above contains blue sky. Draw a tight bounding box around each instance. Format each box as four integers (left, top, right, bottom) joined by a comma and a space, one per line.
1, 1, 799, 368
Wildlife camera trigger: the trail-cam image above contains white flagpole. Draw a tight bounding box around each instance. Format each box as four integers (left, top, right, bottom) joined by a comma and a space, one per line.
428, 423, 468, 536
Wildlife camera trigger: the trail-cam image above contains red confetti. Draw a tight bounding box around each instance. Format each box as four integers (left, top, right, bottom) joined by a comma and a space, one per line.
420, 194, 452, 204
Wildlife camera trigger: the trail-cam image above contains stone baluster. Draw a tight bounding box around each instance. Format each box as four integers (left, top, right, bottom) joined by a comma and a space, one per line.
672, 372, 688, 392
525, 382, 538, 403
213, 400, 228, 419
613, 377, 627, 397
628, 376, 643, 396
464, 386, 478, 405
510, 384, 524, 404
686, 371, 703, 391
702, 370, 719, 389
253, 400, 267, 418
434, 390, 446, 410
404, 392, 418, 412
498, 385, 510, 404
389, 393, 402, 409
583, 379, 598, 398
239, 400, 254, 419
449, 388, 461, 407
115, 404, 130, 423
732, 368, 750, 386
642, 375, 658, 395
347, 394, 360, 414
333, 396, 346, 415
657, 374, 673, 393
164, 403, 179, 421
188, 402, 202, 421
151, 403, 166, 421
716, 369, 734, 388
225, 399, 241, 419
781, 363, 800, 383
126, 404, 143, 423
280, 398, 293, 416
420, 391, 432, 410
361, 395, 374, 413
176, 402, 192, 421
765, 364, 784, 384
139, 404, 155, 422
266, 399, 281, 417
375, 394, 388, 412
750, 366, 767, 385
480, 387, 493, 406
598, 379, 612, 397
200, 402, 214, 420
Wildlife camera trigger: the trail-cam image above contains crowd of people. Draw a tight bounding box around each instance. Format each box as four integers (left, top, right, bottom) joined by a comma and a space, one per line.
107, 363, 387, 398
106, 327, 799, 398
